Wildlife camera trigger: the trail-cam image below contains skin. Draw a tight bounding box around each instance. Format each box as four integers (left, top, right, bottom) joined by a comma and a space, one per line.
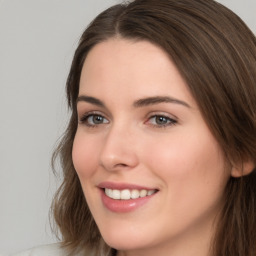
72, 38, 231, 256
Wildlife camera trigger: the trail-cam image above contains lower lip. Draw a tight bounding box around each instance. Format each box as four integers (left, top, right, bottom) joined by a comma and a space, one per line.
100, 189, 157, 213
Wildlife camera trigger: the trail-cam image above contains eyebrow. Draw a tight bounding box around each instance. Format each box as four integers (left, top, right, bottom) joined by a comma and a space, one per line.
133, 96, 191, 108
77, 95, 105, 107
77, 95, 190, 108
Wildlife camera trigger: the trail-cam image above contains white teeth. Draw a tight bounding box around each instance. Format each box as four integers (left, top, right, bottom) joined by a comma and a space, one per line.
104, 188, 156, 200
112, 189, 121, 200
147, 190, 155, 196
131, 189, 140, 199
105, 188, 113, 198
120, 189, 131, 200
139, 189, 147, 197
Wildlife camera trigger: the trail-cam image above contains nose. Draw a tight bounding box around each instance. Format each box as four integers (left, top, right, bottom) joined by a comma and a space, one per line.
99, 124, 139, 172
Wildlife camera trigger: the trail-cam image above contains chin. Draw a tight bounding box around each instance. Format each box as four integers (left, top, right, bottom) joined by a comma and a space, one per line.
101, 229, 151, 251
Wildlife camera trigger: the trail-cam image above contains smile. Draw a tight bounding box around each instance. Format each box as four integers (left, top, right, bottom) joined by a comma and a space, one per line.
99, 182, 159, 212
104, 188, 157, 200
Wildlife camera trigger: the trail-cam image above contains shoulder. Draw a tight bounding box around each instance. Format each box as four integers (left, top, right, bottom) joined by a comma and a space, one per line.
10, 243, 81, 256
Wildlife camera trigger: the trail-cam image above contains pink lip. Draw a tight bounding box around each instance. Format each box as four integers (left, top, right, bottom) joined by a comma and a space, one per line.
98, 182, 158, 213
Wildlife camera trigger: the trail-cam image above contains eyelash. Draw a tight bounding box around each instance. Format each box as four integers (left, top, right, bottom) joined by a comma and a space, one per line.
78, 112, 177, 128
79, 112, 109, 128
146, 115, 177, 128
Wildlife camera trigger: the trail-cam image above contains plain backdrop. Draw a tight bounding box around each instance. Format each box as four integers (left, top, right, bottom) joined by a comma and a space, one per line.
0, 0, 255, 254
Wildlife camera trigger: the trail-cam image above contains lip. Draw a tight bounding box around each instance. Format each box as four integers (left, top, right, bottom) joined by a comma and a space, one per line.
98, 182, 158, 213
98, 181, 157, 190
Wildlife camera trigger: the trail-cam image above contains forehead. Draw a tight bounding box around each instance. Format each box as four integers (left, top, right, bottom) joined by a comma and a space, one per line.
79, 38, 196, 107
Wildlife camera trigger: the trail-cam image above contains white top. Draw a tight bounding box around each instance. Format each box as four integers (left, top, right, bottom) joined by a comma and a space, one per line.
6, 243, 86, 256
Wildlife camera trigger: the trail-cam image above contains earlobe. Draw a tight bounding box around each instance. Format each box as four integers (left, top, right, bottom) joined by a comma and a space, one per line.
231, 159, 255, 178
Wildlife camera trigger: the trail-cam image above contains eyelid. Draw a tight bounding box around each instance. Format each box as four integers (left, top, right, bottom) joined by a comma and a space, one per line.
77, 103, 111, 119
145, 112, 178, 128
78, 111, 109, 126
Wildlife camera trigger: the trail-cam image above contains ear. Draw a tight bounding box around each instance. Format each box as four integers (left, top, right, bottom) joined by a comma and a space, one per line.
231, 159, 255, 178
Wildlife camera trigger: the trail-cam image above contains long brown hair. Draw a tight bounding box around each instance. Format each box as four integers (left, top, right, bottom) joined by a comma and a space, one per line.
51, 0, 256, 255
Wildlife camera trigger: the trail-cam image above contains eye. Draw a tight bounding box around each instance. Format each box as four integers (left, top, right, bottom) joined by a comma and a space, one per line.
79, 113, 109, 127
147, 115, 177, 127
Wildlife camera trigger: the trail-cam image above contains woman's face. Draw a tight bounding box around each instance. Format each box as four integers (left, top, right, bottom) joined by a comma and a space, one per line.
73, 38, 230, 255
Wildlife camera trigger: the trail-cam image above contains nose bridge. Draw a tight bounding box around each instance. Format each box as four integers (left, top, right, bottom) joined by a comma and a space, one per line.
99, 121, 138, 171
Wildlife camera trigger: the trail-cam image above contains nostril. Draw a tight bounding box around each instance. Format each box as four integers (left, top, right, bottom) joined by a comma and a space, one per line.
115, 163, 128, 168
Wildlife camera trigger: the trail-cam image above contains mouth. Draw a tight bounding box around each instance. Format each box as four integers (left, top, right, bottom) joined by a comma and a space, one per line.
104, 188, 157, 200
98, 182, 159, 212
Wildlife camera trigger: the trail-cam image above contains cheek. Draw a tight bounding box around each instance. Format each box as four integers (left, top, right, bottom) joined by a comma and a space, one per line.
72, 132, 99, 179
143, 128, 228, 192
142, 129, 229, 229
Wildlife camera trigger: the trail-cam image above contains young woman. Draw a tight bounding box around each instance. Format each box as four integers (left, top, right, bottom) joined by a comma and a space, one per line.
13, 0, 256, 255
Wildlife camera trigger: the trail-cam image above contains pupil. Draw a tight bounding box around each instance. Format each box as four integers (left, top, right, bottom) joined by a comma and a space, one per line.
93, 115, 103, 124
156, 116, 167, 124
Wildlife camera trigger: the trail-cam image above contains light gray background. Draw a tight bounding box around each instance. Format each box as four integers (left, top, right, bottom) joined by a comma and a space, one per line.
0, 0, 255, 254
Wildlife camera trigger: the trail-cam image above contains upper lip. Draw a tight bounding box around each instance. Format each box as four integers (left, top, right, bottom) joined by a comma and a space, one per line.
98, 181, 158, 191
